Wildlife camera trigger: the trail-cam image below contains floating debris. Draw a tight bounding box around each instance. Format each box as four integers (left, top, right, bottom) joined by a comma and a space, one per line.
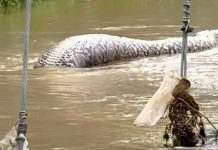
164, 78, 206, 147
134, 75, 218, 147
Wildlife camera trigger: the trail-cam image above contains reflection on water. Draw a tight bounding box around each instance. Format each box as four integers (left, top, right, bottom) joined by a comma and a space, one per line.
0, 0, 218, 150
93, 25, 180, 31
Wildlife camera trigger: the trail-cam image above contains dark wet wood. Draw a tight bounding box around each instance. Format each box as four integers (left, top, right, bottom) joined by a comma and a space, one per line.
172, 78, 190, 98
165, 78, 205, 147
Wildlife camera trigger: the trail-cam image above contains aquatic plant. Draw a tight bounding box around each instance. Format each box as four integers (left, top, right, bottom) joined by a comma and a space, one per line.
0, 0, 45, 13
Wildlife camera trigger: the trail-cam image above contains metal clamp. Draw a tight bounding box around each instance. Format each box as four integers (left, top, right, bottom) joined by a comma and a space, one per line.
181, 0, 194, 78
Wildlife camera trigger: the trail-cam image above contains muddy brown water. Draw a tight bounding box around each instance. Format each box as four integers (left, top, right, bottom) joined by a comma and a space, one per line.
0, 0, 218, 149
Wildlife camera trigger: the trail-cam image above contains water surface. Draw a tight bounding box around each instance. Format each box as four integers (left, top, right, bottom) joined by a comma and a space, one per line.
0, 0, 218, 150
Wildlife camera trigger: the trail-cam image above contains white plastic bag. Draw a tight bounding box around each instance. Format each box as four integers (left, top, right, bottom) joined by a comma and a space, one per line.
133, 75, 180, 126
0, 126, 28, 150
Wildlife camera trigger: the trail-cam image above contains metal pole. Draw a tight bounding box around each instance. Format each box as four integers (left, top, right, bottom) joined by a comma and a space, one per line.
181, 0, 193, 77
16, 0, 31, 149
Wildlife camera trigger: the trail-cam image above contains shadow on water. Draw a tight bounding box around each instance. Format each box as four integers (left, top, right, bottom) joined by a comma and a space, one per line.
0, 0, 218, 150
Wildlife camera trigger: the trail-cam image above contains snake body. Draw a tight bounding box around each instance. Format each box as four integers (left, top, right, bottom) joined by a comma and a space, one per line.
34, 30, 218, 68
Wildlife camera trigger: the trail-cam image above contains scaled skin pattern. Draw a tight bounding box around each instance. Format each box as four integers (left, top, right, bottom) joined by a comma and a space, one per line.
34, 30, 218, 68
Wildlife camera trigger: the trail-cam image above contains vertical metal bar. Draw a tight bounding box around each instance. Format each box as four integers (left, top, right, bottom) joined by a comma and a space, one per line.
181, 31, 188, 77
181, 0, 193, 78
17, 0, 31, 150
21, 0, 31, 112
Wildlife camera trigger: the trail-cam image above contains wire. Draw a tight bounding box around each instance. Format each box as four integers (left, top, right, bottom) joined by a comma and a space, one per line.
16, 0, 31, 150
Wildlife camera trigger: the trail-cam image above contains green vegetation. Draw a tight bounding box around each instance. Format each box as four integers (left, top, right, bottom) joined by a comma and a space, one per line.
0, 0, 45, 13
